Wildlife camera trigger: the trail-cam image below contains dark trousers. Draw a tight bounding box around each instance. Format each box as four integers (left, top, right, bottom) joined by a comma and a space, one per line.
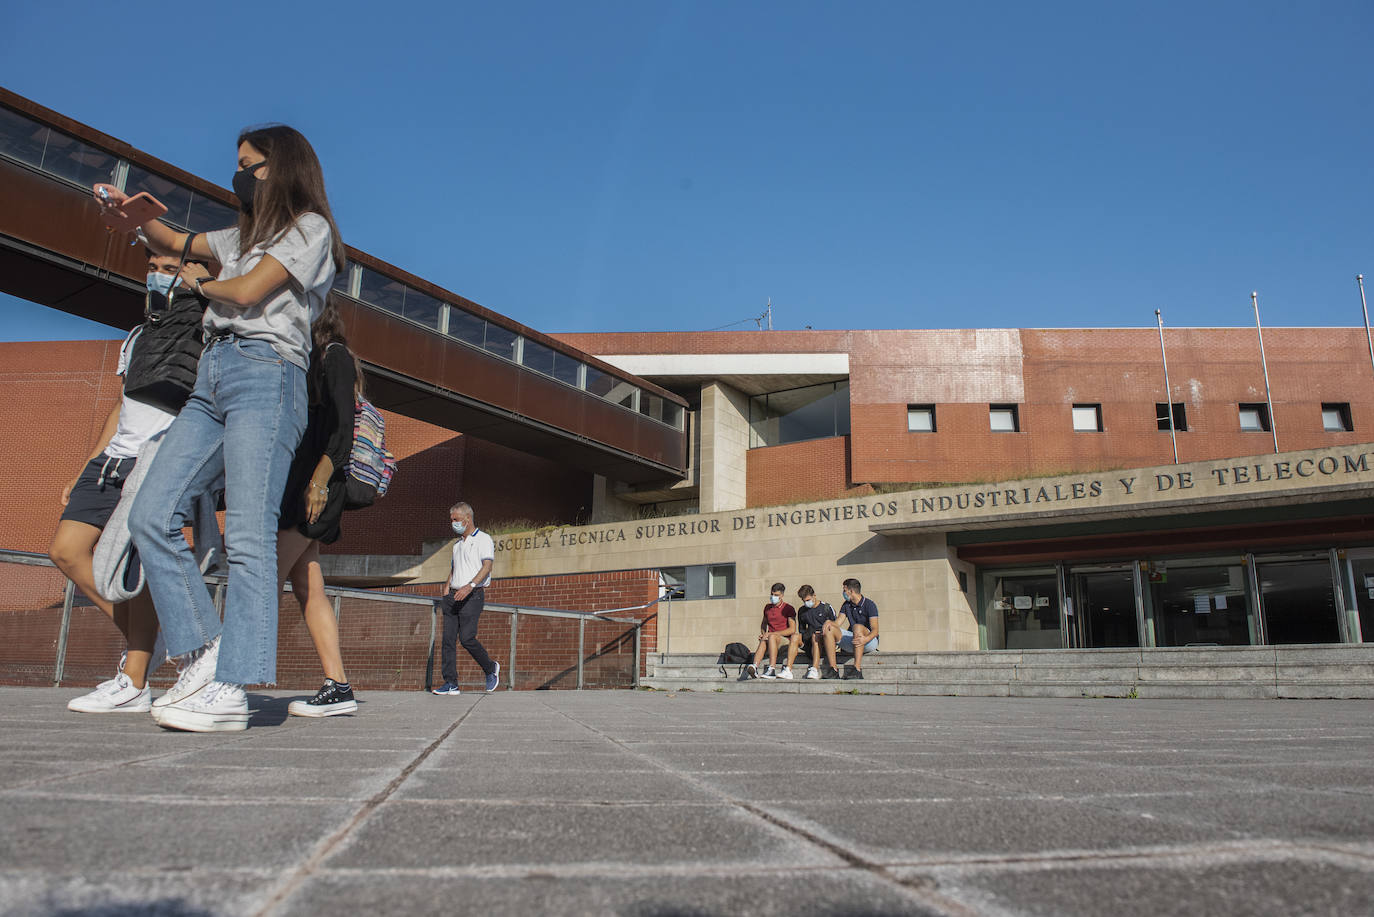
440, 587, 494, 684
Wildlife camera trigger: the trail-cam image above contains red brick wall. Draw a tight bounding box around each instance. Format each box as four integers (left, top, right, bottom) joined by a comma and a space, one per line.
558, 327, 1374, 490
0, 341, 592, 558
746, 435, 875, 507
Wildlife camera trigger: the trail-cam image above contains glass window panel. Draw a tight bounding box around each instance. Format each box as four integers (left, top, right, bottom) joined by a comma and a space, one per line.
990, 405, 1018, 432
908, 405, 935, 433
521, 338, 557, 376
358, 268, 405, 314
707, 564, 735, 599
1322, 403, 1352, 432
124, 166, 195, 228
0, 107, 48, 166
38, 129, 118, 188
584, 366, 616, 398
483, 324, 517, 361
447, 308, 486, 347
640, 392, 662, 419
332, 269, 354, 293
662, 402, 684, 430
1072, 404, 1102, 432
551, 352, 582, 387
1238, 404, 1269, 432
659, 567, 686, 600
185, 193, 237, 233
835, 380, 850, 435
1150, 562, 1252, 647
401, 289, 443, 328
1345, 557, 1374, 643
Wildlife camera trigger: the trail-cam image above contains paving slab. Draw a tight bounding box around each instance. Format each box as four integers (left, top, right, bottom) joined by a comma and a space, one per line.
1, 687, 1372, 916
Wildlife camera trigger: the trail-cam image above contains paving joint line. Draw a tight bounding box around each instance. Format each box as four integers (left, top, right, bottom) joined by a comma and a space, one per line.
536, 697, 983, 917
252, 697, 485, 917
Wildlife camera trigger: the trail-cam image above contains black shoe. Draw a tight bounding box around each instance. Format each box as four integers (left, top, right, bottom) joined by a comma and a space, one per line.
289, 679, 358, 717
821, 665, 841, 680
843, 668, 864, 680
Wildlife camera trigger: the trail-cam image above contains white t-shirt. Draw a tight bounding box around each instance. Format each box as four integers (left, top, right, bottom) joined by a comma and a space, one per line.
449, 529, 495, 589
105, 329, 177, 460
204, 213, 336, 370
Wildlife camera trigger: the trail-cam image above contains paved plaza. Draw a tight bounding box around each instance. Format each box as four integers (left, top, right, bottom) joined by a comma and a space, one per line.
1, 688, 1372, 916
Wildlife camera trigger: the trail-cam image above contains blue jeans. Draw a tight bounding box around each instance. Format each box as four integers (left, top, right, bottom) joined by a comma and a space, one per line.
839, 630, 879, 654
130, 337, 305, 685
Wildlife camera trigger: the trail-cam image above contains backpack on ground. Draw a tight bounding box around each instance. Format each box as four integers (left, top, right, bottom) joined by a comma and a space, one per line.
343, 395, 397, 509
717, 641, 751, 665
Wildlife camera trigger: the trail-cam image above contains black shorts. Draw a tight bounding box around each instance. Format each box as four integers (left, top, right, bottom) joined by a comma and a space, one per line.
59, 455, 135, 529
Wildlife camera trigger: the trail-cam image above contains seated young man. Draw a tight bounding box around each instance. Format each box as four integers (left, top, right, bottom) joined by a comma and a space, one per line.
786, 584, 836, 680
821, 577, 880, 680
746, 582, 796, 679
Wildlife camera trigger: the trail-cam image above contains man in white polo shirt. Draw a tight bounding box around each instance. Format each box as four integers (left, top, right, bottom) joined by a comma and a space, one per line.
432, 502, 500, 695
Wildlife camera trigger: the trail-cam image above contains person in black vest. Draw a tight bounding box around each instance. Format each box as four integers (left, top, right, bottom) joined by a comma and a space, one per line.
276, 304, 364, 717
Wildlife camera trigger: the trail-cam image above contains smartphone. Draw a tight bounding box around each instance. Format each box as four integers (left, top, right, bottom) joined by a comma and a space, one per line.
97, 188, 168, 232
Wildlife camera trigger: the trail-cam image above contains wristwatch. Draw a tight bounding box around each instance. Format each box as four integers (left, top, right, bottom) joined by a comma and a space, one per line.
194, 276, 209, 295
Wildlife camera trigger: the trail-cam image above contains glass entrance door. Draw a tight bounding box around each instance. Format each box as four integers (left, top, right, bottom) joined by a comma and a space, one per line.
984, 570, 1062, 649
1345, 554, 1373, 642
1255, 558, 1340, 644
1069, 568, 1139, 647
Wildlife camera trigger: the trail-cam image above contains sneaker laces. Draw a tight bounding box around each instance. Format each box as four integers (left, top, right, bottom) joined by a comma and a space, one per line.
198, 681, 243, 706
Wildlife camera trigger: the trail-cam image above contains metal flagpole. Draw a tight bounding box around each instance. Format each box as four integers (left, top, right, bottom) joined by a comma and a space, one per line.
1156, 309, 1179, 463
1359, 275, 1373, 377
1251, 292, 1279, 454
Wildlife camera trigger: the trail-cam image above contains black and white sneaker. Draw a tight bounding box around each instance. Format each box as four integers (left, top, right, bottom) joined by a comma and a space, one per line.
288, 679, 357, 717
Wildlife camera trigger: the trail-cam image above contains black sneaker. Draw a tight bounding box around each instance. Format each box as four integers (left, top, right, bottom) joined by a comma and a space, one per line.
821, 665, 842, 680
288, 679, 358, 717
843, 668, 864, 680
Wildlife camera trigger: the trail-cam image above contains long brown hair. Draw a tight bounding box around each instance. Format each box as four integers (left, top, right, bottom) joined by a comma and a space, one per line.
235, 125, 347, 271
311, 304, 366, 399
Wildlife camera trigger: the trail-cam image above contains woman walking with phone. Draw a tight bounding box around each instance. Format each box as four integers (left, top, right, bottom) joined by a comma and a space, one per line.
95, 125, 345, 732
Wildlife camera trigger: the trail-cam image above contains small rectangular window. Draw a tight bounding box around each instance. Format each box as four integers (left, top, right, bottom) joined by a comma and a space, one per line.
989, 404, 1019, 433
1322, 402, 1353, 433
1072, 404, 1103, 432
707, 564, 735, 599
908, 404, 936, 433
1155, 402, 1187, 432
659, 567, 686, 600
1239, 402, 1271, 432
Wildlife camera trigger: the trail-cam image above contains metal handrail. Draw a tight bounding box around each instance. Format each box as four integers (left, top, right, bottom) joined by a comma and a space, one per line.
0, 548, 657, 689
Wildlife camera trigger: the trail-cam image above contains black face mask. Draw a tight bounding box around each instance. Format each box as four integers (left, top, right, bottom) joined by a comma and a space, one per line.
232, 161, 265, 212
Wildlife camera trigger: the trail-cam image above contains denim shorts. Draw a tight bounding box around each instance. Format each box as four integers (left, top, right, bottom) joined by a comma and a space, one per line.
839, 630, 879, 653
59, 455, 134, 529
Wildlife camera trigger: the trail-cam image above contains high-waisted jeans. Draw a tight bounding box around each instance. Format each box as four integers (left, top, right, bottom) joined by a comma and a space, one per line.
130, 336, 305, 685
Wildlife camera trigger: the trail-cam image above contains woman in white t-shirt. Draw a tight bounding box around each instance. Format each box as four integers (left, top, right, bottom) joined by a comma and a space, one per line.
94, 125, 346, 733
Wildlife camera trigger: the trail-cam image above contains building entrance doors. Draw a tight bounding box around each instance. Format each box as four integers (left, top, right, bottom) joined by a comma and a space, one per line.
1068, 567, 1139, 648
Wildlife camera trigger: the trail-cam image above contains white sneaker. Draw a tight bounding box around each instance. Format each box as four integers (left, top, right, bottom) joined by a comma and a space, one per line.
67, 672, 151, 713
760, 666, 777, 679
777, 667, 794, 680
152, 681, 248, 732
805, 666, 819, 680
153, 636, 220, 709
745, 663, 758, 679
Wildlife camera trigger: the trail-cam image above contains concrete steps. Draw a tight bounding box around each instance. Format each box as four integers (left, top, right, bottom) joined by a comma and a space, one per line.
642, 645, 1374, 698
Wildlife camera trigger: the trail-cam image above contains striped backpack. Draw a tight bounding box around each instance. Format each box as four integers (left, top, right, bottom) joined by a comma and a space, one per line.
344, 396, 397, 509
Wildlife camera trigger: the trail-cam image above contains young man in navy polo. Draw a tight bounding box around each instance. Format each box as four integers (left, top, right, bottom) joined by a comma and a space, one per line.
822, 577, 879, 679
746, 582, 796, 680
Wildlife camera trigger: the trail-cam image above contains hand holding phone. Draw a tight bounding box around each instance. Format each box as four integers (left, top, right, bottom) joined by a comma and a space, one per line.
93, 183, 168, 232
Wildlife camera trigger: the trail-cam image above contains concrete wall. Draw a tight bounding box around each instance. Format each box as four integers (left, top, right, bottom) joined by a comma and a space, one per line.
699, 381, 750, 512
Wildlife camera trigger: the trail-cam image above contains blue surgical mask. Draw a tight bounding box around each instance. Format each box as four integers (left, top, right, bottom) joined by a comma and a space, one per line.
769, 595, 781, 604
146, 272, 176, 295
452, 521, 466, 535
804, 599, 815, 608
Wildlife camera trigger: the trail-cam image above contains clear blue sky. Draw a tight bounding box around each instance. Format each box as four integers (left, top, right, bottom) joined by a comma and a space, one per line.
3, 0, 1372, 341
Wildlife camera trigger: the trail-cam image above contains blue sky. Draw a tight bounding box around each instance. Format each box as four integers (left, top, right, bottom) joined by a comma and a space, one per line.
3, 0, 1372, 341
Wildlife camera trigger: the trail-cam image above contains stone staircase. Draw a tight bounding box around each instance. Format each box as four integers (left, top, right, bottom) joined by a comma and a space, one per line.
642, 644, 1374, 698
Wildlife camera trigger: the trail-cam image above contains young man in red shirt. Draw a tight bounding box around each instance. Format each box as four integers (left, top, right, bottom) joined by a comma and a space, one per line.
746, 582, 797, 680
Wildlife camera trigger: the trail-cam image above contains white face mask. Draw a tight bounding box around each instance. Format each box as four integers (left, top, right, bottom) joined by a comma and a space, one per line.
804, 599, 815, 608
452, 521, 466, 535
769, 595, 781, 604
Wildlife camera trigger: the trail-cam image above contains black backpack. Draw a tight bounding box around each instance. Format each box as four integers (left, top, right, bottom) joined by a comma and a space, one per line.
717, 642, 751, 664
